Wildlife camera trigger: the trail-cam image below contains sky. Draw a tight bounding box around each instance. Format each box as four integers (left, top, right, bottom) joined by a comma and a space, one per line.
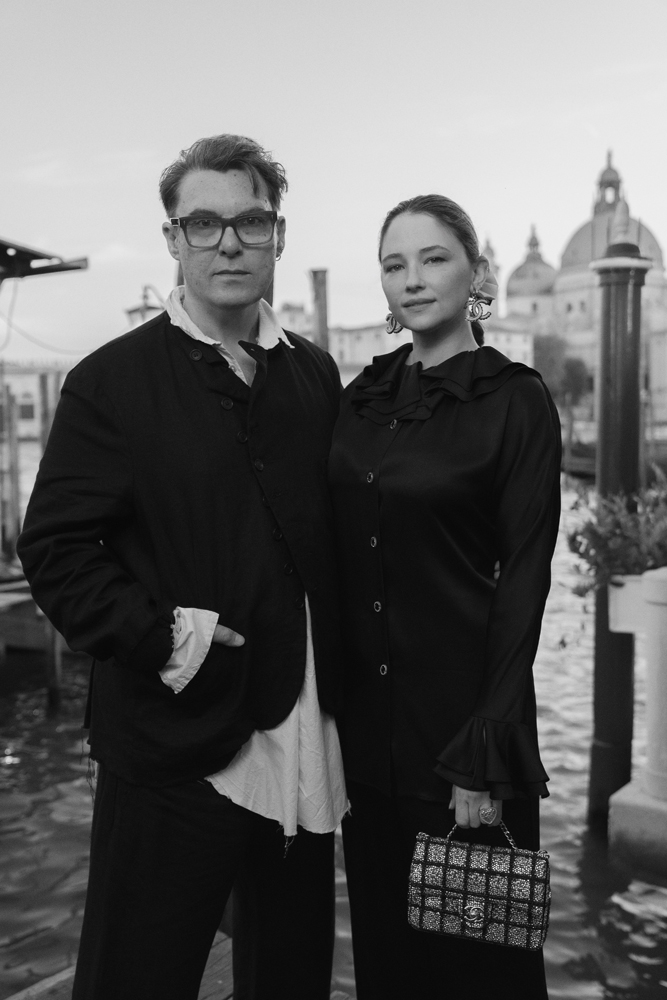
1, 0, 666, 361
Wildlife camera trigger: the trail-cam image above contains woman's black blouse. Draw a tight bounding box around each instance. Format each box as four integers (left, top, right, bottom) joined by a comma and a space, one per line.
328, 344, 562, 802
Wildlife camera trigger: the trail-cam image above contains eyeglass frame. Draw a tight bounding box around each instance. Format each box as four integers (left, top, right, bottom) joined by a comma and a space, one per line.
169, 211, 279, 249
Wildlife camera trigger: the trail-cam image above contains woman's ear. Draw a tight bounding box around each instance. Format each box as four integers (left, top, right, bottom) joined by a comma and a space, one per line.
472, 255, 490, 294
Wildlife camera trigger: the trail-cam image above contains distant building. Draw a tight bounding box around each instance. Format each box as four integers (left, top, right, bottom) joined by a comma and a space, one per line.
0, 362, 71, 440
277, 155, 667, 404
504, 153, 667, 421
277, 289, 533, 387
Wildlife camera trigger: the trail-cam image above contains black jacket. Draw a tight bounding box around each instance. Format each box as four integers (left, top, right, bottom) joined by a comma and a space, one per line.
328, 345, 561, 802
18, 313, 343, 786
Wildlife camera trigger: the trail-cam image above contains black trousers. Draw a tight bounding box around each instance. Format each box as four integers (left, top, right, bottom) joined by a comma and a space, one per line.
72, 765, 335, 1000
343, 780, 549, 1000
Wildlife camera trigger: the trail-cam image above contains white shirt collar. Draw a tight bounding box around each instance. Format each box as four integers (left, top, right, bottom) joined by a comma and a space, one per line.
165, 285, 294, 353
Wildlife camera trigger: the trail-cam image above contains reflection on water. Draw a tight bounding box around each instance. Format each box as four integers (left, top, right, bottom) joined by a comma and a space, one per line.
537, 498, 667, 999
1, 484, 667, 998
0, 657, 92, 999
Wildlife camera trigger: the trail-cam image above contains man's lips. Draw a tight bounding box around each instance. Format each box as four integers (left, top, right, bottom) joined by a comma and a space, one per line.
215, 270, 249, 276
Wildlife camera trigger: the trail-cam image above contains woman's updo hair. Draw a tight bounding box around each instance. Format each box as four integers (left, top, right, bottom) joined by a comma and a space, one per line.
378, 194, 486, 345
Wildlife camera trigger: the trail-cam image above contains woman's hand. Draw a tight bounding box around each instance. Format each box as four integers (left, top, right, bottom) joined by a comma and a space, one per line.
449, 785, 502, 828
212, 624, 245, 647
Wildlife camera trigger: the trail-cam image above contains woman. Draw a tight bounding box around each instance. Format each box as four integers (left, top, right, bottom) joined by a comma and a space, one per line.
328, 195, 561, 999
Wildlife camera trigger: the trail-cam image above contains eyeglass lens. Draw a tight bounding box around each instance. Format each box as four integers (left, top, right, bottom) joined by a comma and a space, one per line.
185, 215, 274, 247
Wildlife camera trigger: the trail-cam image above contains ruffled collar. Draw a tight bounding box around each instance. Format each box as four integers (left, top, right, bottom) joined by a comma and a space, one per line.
347, 344, 539, 424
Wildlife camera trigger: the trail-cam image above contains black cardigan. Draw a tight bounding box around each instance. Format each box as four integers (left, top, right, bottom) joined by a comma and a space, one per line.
328, 345, 561, 802
18, 313, 343, 786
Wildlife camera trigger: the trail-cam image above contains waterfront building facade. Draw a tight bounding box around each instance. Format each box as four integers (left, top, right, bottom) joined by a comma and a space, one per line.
505, 155, 667, 423
1, 363, 72, 441
275, 304, 534, 386
277, 156, 667, 407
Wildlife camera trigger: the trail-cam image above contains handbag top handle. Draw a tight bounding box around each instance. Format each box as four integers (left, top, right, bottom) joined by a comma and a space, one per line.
444, 821, 518, 849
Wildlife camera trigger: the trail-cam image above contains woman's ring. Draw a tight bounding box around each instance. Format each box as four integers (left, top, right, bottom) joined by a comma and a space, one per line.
479, 805, 497, 825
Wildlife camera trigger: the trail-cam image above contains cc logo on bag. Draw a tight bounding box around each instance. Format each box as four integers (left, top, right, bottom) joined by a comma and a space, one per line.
460, 902, 485, 929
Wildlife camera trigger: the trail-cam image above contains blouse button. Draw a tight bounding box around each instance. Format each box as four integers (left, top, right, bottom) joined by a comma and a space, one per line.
221, 397, 233, 410
254, 459, 264, 471
389, 419, 397, 430
237, 431, 248, 443
379, 664, 388, 676
366, 472, 374, 483
190, 349, 202, 361
370, 536, 377, 548
373, 601, 382, 612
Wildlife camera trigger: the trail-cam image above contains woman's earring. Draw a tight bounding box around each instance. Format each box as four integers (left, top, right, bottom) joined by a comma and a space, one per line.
465, 292, 491, 323
386, 312, 403, 335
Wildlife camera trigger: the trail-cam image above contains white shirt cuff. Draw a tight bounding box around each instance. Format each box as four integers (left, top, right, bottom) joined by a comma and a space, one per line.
159, 607, 219, 693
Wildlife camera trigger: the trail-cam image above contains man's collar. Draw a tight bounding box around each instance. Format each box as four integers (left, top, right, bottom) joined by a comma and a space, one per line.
165, 286, 294, 351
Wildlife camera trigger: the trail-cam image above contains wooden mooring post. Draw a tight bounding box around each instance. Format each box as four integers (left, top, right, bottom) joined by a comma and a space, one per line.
310, 269, 329, 352
587, 203, 652, 835
0, 381, 21, 560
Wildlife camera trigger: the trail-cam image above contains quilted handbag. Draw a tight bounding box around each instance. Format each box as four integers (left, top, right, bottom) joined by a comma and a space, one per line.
408, 821, 551, 950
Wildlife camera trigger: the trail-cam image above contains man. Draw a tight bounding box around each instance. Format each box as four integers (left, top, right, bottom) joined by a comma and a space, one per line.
18, 134, 347, 1000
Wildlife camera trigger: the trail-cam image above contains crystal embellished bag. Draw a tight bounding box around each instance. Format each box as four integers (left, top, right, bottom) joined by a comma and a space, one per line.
408, 822, 551, 950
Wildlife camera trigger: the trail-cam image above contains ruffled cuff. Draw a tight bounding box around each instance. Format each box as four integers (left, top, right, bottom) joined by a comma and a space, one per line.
434, 716, 549, 799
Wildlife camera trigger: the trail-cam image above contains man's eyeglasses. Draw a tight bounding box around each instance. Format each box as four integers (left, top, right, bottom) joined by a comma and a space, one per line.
170, 212, 278, 249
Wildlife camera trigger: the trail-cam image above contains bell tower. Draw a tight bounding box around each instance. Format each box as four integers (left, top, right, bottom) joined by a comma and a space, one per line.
594, 151, 621, 215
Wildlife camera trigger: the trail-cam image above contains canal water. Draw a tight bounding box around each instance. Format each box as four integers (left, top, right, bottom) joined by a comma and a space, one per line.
1, 450, 667, 998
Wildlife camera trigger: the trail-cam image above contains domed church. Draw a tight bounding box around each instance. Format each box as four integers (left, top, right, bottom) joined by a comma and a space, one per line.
503, 153, 667, 417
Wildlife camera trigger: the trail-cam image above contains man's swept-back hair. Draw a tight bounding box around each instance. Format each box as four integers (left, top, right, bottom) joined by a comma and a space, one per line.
159, 134, 288, 216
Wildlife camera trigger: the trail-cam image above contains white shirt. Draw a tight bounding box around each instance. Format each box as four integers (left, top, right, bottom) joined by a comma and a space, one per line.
158, 288, 348, 837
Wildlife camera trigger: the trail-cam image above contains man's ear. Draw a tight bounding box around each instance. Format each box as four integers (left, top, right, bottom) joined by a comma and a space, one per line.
162, 221, 181, 262
276, 215, 286, 257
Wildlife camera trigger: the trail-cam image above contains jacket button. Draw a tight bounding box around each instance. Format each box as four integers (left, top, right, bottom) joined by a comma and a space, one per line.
284, 563, 294, 575
190, 349, 202, 361
254, 459, 264, 471
366, 472, 374, 483
374, 601, 382, 612
370, 536, 377, 548
294, 597, 305, 610
221, 397, 233, 410
380, 664, 388, 676
273, 527, 283, 540
237, 431, 248, 443
390, 419, 397, 430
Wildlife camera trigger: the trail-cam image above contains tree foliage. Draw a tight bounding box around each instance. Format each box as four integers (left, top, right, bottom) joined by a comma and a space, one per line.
533, 334, 590, 405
